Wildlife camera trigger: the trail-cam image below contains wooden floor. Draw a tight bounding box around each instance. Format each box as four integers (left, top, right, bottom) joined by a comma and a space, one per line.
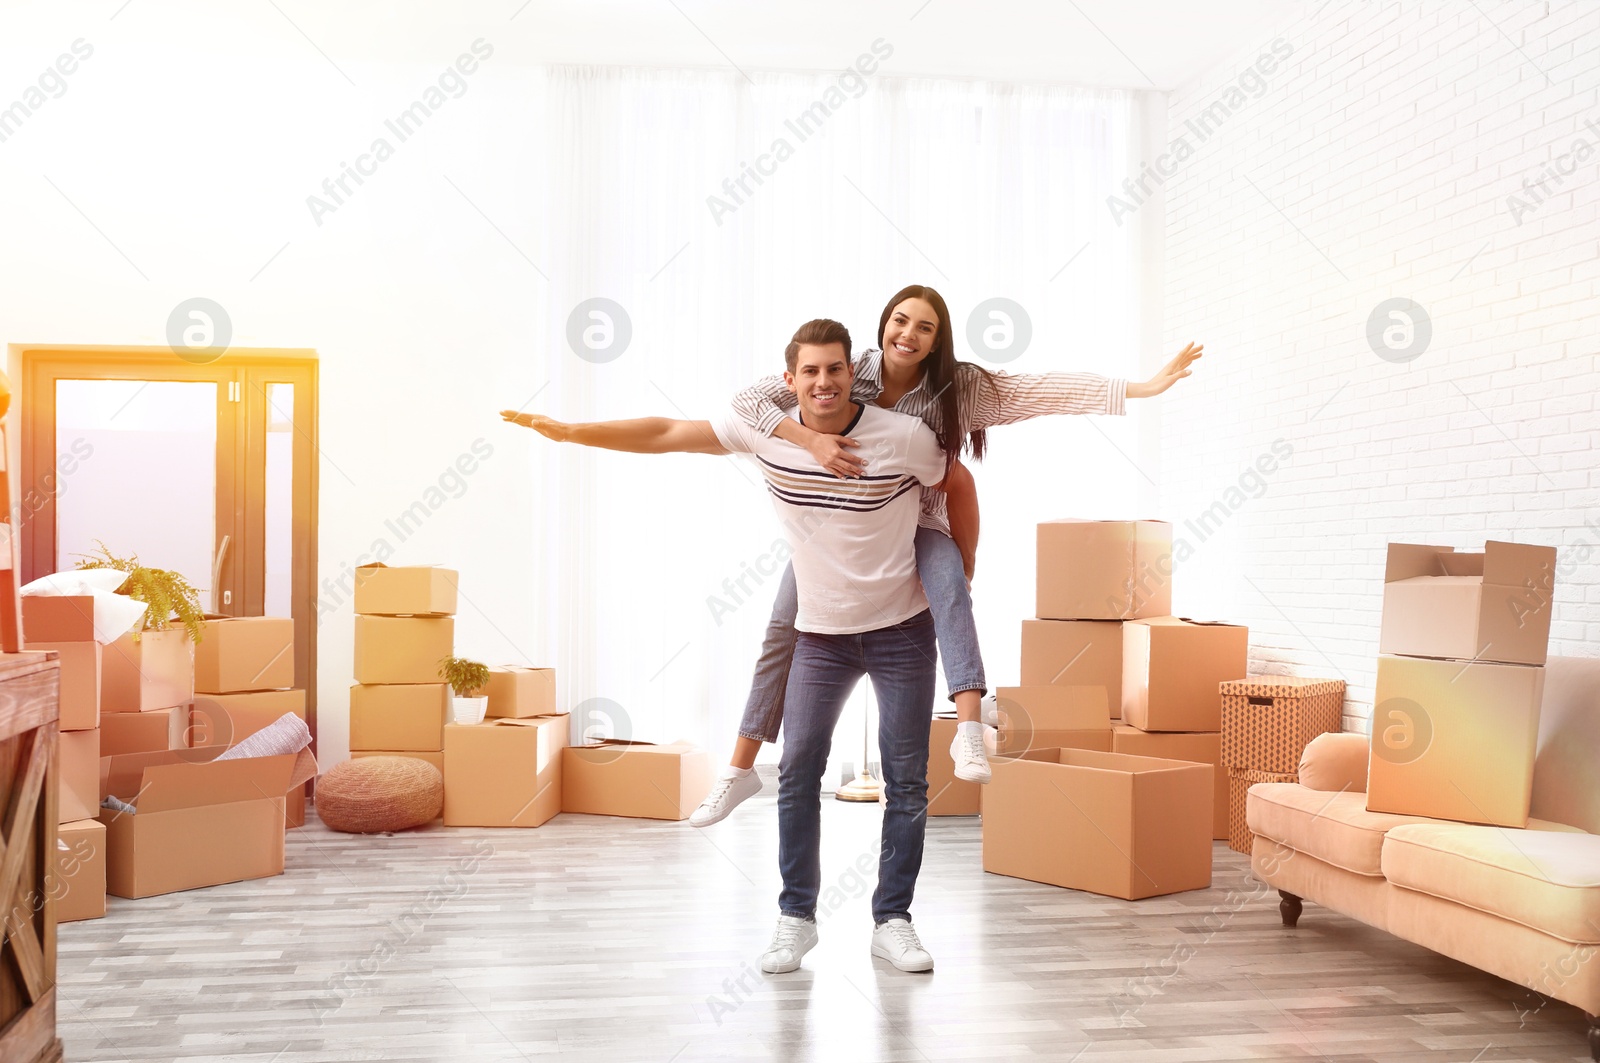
58, 786, 1595, 1062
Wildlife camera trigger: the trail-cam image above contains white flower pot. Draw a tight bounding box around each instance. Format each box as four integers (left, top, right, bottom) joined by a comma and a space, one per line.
452, 695, 488, 725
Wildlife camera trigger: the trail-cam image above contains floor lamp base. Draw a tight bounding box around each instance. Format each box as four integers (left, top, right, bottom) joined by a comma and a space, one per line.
835, 771, 883, 802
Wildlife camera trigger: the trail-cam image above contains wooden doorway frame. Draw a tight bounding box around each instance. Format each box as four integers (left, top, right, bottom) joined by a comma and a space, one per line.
11, 344, 320, 739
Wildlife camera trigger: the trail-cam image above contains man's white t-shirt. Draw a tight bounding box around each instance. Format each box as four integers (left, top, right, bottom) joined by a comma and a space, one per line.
714, 402, 946, 635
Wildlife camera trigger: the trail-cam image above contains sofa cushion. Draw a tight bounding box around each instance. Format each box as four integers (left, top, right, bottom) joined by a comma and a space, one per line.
1382, 823, 1600, 945
1247, 785, 1446, 876
1297, 732, 1370, 793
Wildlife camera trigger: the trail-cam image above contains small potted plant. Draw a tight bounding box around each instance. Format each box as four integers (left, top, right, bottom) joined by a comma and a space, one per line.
439, 656, 491, 724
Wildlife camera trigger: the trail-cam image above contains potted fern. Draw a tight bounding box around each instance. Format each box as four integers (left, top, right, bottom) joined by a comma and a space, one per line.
439, 656, 490, 724
73, 542, 204, 711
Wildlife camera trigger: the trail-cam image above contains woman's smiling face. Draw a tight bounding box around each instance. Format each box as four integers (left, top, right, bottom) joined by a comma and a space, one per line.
881, 297, 939, 374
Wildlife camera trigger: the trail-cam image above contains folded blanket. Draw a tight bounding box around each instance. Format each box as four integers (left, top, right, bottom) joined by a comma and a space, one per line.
216, 712, 318, 790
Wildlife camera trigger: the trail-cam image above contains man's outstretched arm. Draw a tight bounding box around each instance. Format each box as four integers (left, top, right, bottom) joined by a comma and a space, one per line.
501, 411, 728, 455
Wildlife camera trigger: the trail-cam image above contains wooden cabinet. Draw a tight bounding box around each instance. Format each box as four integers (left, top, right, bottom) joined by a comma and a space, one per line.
0, 651, 63, 1063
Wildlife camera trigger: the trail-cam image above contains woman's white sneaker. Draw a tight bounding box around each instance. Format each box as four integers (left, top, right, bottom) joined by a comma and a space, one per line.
760, 915, 818, 974
949, 723, 992, 784
690, 768, 763, 827
870, 919, 933, 972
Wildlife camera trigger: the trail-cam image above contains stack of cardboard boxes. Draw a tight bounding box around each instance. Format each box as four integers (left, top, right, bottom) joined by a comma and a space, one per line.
349, 564, 457, 774
1366, 541, 1556, 827
443, 667, 568, 827
981, 519, 1245, 899
22, 596, 111, 922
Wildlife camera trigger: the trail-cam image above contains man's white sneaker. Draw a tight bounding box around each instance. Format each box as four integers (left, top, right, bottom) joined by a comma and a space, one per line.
760, 915, 818, 974
690, 769, 763, 828
870, 919, 933, 972
950, 726, 992, 784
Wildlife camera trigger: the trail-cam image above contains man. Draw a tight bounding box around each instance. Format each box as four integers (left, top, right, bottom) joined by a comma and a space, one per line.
501, 318, 947, 974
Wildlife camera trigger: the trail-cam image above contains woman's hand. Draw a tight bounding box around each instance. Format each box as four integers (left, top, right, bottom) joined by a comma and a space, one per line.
806, 433, 864, 479
1127, 342, 1203, 399
499, 409, 570, 443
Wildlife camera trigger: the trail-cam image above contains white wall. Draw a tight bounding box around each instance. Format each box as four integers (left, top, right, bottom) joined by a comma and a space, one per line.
1157, 2, 1600, 729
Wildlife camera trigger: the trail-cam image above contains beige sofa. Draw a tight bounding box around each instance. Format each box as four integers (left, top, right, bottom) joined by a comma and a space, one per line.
1247, 655, 1600, 1060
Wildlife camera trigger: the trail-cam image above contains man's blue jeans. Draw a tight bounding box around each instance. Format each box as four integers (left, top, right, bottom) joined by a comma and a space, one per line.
776, 609, 937, 925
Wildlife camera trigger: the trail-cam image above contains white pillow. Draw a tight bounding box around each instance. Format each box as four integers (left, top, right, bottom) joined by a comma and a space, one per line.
21, 570, 129, 597
19, 571, 150, 644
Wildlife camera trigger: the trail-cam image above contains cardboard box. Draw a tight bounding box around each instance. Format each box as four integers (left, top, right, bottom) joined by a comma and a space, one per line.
352, 749, 445, 772
102, 628, 194, 712
23, 595, 99, 643
59, 727, 100, 824
1365, 655, 1544, 828
189, 689, 307, 747
101, 704, 188, 757
993, 727, 1112, 756
1378, 541, 1557, 666
1220, 675, 1345, 773
1112, 725, 1227, 840
349, 683, 448, 752
195, 616, 295, 693
1226, 766, 1297, 855
1036, 519, 1172, 621
982, 748, 1213, 899
994, 685, 1110, 732
1019, 619, 1123, 718
24, 640, 100, 730
55, 819, 107, 923
1122, 617, 1249, 732
485, 667, 557, 718
353, 563, 458, 617
352, 616, 455, 685
562, 740, 714, 821
98, 749, 299, 898
443, 714, 568, 827
927, 714, 980, 816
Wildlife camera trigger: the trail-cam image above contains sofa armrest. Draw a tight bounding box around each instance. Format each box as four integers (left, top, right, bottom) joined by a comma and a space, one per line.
1298, 732, 1369, 792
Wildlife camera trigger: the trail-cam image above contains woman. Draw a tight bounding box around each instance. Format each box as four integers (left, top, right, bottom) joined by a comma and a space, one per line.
507, 284, 1201, 826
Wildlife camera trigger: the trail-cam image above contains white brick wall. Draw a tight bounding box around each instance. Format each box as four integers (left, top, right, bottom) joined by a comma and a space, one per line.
1159, 1, 1600, 730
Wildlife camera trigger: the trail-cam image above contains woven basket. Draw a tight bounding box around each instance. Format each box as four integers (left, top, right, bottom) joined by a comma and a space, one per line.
317, 756, 443, 833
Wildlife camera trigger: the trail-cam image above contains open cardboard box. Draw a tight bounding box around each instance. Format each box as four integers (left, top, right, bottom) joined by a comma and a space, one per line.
1122, 617, 1248, 731
353, 563, 458, 617
1036, 519, 1172, 621
982, 747, 1212, 899
1378, 541, 1557, 666
443, 714, 567, 827
562, 740, 713, 821
98, 746, 314, 898
1111, 724, 1227, 840
195, 617, 295, 693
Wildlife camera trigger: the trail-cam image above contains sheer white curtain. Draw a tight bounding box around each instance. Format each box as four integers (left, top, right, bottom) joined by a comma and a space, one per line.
530, 64, 1140, 758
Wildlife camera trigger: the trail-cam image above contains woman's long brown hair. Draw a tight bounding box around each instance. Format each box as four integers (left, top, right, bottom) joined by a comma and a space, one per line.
877, 284, 998, 461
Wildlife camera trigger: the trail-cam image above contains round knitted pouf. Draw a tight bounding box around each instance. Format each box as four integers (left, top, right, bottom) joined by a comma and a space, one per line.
317, 757, 443, 833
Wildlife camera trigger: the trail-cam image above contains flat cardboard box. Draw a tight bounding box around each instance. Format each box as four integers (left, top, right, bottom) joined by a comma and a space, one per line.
349, 683, 448, 751
982, 747, 1212, 899
23, 595, 99, 643
195, 616, 295, 693
1219, 675, 1345, 773
1378, 541, 1557, 666
443, 714, 568, 827
1019, 619, 1123, 718
189, 690, 307, 747
98, 749, 300, 898
353, 563, 458, 617
1227, 766, 1297, 855
927, 714, 980, 816
1366, 654, 1544, 828
102, 628, 194, 713
352, 616, 455, 685
562, 740, 714, 821
1122, 617, 1249, 732
59, 728, 100, 824
485, 667, 558, 718
56, 819, 107, 922
1111, 725, 1227, 840
994, 727, 1112, 756
24, 640, 100, 730
353, 749, 445, 772
1036, 519, 1173, 621
100, 704, 188, 757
